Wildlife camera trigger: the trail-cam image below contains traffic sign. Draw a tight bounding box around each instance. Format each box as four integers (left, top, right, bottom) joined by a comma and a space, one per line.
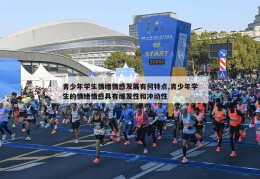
218, 49, 227, 58
89, 72, 95, 76
218, 70, 227, 79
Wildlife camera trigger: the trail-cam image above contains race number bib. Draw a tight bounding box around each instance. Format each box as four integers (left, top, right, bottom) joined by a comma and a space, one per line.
94, 128, 105, 135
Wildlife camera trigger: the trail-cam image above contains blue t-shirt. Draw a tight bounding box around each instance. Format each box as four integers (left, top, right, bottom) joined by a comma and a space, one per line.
0, 107, 10, 123
120, 108, 134, 124
155, 107, 167, 121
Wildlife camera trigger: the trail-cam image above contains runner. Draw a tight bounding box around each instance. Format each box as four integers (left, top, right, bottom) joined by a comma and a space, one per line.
0, 99, 15, 144
194, 107, 206, 148
180, 106, 201, 164
249, 108, 260, 145
145, 103, 157, 147
211, 103, 226, 152
9, 92, 18, 128
113, 103, 122, 142
41, 97, 58, 134
237, 98, 247, 140
24, 100, 39, 141
119, 103, 135, 145
88, 106, 116, 164
227, 103, 243, 157
104, 102, 118, 136
17, 96, 27, 132
70, 103, 83, 143
172, 103, 181, 144
134, 104, 149, 153
155, 103, 167, 140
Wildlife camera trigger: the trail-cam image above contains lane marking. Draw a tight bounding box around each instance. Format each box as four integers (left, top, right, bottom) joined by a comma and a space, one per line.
4, 142, 260, 176
6, 162, 45, 171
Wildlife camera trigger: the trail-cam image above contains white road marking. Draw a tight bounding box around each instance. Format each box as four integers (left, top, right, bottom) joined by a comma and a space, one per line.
56, 153, 76, 157
6, 162, 45, 171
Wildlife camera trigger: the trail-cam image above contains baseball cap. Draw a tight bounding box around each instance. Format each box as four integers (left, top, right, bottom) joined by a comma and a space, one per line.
181, 106, 187, 110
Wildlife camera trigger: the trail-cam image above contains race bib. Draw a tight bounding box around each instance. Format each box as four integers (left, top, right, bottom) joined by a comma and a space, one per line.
94, 128, 105, 135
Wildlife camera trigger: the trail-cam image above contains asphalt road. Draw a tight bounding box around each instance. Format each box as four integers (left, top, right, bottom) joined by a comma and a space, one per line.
0, 116, 260, 179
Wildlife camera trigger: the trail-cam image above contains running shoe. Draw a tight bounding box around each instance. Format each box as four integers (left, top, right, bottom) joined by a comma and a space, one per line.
199, 142, 203, 148
2, 134, 6, 141
25, 136, 31, 141
45, 123, 50, 128
157, 135, 162, 140
11, 134, 15, 141
152, 143, 157, 147
242, 130, 246, 137
137, 140, 143, 145
12, 124, 16, 128
230, 151, 236, 157
216, 147, 220, 152
51, 130, 57, 134
181, 157, 188, 164
21, 128, 26, 132
93, 157, 100, 164
124, 141, 130, 145
116, 137, 121, 142
172, 139, 177, 144
40, 121, 45, 128
75, 139, 79, 144
143, 148, 148, 154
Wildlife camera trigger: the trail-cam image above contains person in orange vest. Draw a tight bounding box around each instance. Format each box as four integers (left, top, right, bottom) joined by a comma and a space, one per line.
211, 98, 221, 114
185, 103, 194, 114
194, 107, 206, 148
227, 103, 244, 157
211, 103, 227, 152
172, 103, 181, 144
195, 102, 205, 115
237, 98, 247, 140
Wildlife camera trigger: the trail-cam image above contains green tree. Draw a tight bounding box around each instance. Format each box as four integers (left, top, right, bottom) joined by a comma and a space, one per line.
105, 49, 144, 75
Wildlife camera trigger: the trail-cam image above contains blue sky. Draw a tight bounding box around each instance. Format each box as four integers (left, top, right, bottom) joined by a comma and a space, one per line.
0, 0, 259, 36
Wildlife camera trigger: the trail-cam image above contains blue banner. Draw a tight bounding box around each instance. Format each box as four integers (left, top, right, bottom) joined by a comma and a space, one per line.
137, 16, 191, 76
0, 58, 21, 98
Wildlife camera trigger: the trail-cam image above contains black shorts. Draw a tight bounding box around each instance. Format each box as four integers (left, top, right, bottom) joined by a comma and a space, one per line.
196, 125, 203, 131
182, 133, 196, 142
213, 122, 225, 132
157, 121, 166, 130
95, 135, 105, 142
26, 119, 36, 124
71, 120, 81, 130
174, 120, 183, 130
45, 113, 56, 119
19, 112, 27, 118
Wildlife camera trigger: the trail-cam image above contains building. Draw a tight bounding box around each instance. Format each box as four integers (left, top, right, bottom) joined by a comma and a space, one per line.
129, 12, 178, 38
0, 19, 138, 69
242, 5, 260, 41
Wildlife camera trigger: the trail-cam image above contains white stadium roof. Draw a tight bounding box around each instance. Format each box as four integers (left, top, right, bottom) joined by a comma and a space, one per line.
0, 19, 132, 50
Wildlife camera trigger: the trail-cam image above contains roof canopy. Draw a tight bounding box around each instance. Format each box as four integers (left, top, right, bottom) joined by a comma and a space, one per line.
79, 62, 114, 74
0, 19, 129, 50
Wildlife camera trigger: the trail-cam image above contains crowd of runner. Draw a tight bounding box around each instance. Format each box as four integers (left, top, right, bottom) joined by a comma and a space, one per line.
0, 79, 259, 164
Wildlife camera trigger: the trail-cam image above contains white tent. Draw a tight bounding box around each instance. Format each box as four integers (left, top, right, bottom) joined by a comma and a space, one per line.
32, 64, 62, 88
21, 65, 40, 88
79, 62, 114, 75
